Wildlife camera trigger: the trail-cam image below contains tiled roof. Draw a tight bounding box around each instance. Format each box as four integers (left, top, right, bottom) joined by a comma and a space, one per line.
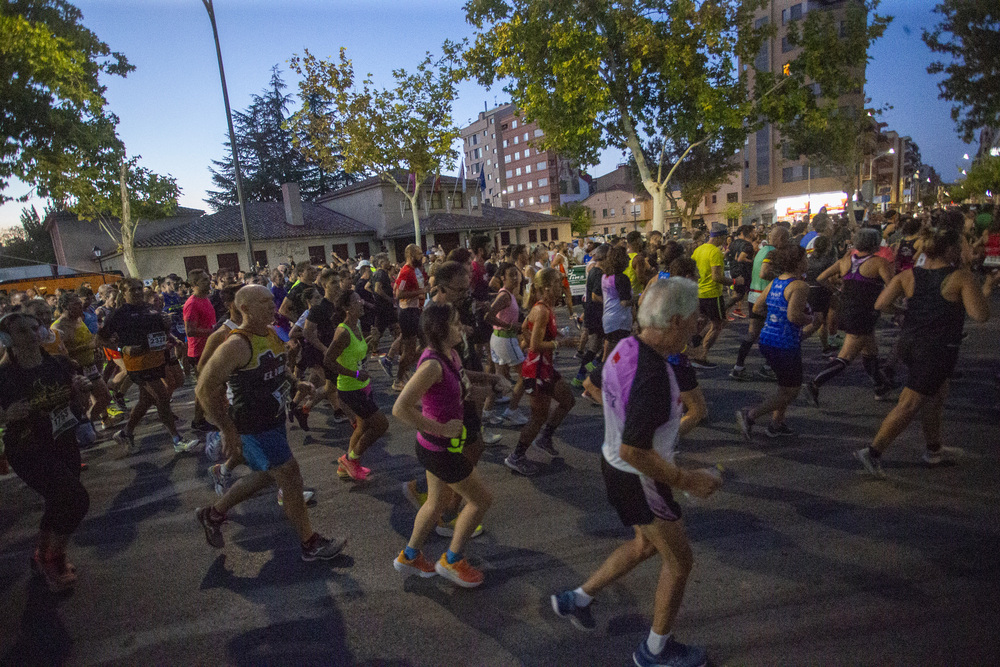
314, 173, 478, 203
136, 202, 372, 248
383, 207, 570, 238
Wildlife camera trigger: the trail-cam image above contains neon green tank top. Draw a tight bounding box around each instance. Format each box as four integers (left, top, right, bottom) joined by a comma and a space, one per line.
335, 322, 370, 391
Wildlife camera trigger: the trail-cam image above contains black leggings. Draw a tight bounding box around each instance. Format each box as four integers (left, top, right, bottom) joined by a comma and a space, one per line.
6, 431, 90, 535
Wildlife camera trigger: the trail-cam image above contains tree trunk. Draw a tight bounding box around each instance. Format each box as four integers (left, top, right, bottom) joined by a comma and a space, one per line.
119, 161, 140, 278
409, 191, 422, 245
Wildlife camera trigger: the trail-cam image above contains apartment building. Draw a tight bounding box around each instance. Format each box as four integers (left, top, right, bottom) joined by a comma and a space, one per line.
461, 104, 590, 214
743, 0, 863, 223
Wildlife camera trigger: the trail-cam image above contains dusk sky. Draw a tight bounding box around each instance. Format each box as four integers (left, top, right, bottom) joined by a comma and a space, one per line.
0, 0, 971, 229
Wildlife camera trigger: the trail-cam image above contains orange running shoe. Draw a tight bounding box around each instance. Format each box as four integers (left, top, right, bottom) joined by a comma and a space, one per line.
393, 549, 437, 578
435, 553, 484, 588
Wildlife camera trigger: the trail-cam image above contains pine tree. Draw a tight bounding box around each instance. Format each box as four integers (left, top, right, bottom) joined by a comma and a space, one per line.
206, 66, 357, 210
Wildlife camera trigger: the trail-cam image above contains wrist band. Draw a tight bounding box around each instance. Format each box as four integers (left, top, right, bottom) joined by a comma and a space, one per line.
355, 370, 360, 379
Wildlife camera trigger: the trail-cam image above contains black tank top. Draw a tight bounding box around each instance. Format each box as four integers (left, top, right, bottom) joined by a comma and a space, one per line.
840, 254, 883, 320
227, 328, 289, 434
903, 267, 965, 346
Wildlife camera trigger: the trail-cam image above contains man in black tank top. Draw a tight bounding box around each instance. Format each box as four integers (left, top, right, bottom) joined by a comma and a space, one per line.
194, 285, 347, 562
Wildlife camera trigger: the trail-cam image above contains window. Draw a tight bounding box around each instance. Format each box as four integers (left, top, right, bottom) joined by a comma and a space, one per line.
506, 169, 513, 178
754, 17, 769, 70
712, 194, 717, 203
486, 158, 492, 166
504, 155, 511, 164
727, 192, 739, 203
602, 208, 608, 218
551, 227, 559, 241
500, 231, 510, 245
610, 208, 616, 217
514, 151, 520, 160
523, 148, 530, 157
529, 197, 535, 204
217, 253, 240, 272
537, 161, 547, 171
519, 198, 524, 206
517, 183, 523, 192
755, 124, 771, 186
526, 181, 533, 189
523, 132, 529, 141
512, 119, 518, 129
331, 243, 349, 259
525, 165, 532, 174
252, 250, 268, 268
540, 228, 548, 242
538, 177, 548, 187
528, 229, 537, 242
183, 255, 208, 275
514, 136, 519, 145
534, 129, 543, 137
471, 134, 478, 145
782, 4, 802, 24
515, 167, 522, 176
502, 139, 508, 148
705, 195, 711, 206
509, 201, 515, 209
782, 36, 794, 53
308, 245, 326, 265
539, 195, 550, 203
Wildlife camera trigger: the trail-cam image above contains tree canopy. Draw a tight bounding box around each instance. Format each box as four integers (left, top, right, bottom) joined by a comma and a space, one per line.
0, 204, 57, 268
206, 66, 356, 210
465, 0, 889, 231
288, 43, 464, 242
923, 0, 1000, 144
0, 0, 132, 202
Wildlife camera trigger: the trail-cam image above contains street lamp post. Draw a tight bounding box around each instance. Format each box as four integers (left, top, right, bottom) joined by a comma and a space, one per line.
630, 197, 638, 231
203, 0, 254, 271
92, 246, 103, 274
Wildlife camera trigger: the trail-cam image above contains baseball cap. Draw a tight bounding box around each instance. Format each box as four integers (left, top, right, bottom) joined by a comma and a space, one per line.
710, 222, 729, 237
356, 260, 372, 270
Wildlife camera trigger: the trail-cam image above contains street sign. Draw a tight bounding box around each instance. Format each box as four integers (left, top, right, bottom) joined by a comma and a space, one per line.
568, 265, 586, 298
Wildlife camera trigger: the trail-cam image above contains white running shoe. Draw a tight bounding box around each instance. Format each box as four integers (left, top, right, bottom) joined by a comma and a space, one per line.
501, 408, 529, 426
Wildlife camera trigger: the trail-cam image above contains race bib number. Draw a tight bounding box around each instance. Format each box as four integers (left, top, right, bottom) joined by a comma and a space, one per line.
50, 405, 78, 436
984, 255, 1000, 268
272, 380, 292, 410
147, 331, 168, 351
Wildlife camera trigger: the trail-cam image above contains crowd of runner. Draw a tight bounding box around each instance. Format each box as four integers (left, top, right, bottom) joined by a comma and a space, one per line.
1, 202, 997, 667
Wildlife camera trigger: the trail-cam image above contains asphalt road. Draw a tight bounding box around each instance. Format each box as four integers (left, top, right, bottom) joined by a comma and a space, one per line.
3, 310, 1000, 666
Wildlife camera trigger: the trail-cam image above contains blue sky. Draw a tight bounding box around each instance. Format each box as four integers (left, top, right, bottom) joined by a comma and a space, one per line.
0, 0, 970, 228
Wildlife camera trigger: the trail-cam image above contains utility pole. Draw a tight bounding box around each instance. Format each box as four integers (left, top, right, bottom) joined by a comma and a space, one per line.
203, 0, 254, 270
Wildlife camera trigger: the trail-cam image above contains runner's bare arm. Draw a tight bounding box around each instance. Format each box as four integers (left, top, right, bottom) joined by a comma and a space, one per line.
875, 273, 908, 312
195, 334, 251, 433
322, 327, 356, 379
391, 359, 460, 437
752, 280, 773, 316
620, 444, 720, 498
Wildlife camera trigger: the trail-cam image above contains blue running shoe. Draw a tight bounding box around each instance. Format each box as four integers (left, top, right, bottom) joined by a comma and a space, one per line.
550, 590, 596, 631
633, 637, 707, 667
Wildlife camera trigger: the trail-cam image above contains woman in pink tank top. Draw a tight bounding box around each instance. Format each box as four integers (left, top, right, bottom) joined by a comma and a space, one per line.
486, 264, 527, 425
391, 302, 493, 588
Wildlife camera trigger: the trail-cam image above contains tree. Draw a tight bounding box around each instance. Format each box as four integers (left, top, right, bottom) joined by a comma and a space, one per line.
952, 156, 1000, 204
0, 0, 132, 202
206, 66, 356, 210
556, 201, 592, 238
465, 0, 889, 233
0, 204, 58, 268
288, 44, 464, 243
923, 0, 1000, 143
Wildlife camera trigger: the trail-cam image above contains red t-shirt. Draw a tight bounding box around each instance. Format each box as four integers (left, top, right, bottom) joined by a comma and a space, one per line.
183, 295, 216, 358
394, 264, 426, 309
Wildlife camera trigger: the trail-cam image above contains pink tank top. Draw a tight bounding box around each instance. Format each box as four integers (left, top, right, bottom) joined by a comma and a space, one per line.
415, 348, 465, 451
493, 288, 520, 329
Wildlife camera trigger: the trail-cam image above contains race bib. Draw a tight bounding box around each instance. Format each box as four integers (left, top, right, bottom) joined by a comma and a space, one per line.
147, 331, 168, 351
272, 380, 292, 410
50, 405, 78, 436
984, 255, 1000, 268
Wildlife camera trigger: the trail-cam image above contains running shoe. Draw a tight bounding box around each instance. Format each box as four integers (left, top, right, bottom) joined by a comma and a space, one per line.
571, 376, 585, 388
31, 552, 77, 592
292, 405, 310, 431
101, 412, 126, 429
550, 590, 597, 632
378, 354, 394, 378
332, 409, 348, 424
173, 437, 200, 454
765, 423, 795, 438
435, 518, 484, 538
732, 308, 747, 319
504, 453, 540, 476
208, 463, 232, 496
402, 480, 427, 509
729, 367, 749, 381
689, 359, 717, 370
337, 454, 371, 481
105, 405, 125, 419
301, 533, 347, 561
111, 389, 128, 411
393, 549, 437, 577
482, 431, 504, 446
756, 366, 777, 381
114, 429, 138, 457
435, 554, 484, 588
922, 446, 961, 466
494, 394, 510, 405
195, 507, 225, 548
501, 407, 529, 426
855, 448, 886, 479
736, 409, 754, 442
482, 409, 503, 425
532, 429, 558, 457
633, 636, 707, 667
806, 380, 820, 407
191, 419, 218, 433
277, 489, 316, 505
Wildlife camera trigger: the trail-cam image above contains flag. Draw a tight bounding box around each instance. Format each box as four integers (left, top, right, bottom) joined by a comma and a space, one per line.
433, 172, 442, 193
478, 164, 486, 192
454, 157, 464, 197
406, 173, 415, 193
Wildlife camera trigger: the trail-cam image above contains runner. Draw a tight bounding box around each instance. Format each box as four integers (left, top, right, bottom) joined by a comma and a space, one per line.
302, 268, 347, 423
857, 221, 998, 478
573, 244, 608, 388
485, 263, 529, 426
659, 257, 709, 436
392, 301, 493, 587
184, 269, 217, 431
97, 278, 199, 456
506, 268, 578, 475
730, 226, 789, 380
323, 289, 388, 481
601, 246, 634, 360
800, 235, 839, 355
736, 245, 814, 439
727, 225, 756, 318
370, 255, 401, 376
548, 278, 720, 667
691, 223, 743, 369
0, 311, 91, 591
194, 285, 346, 561
806, 228, 895, 406
394, 244, 429, 392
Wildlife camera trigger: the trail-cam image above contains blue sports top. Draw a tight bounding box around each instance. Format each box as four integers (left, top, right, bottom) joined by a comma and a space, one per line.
759, 277, 801, 349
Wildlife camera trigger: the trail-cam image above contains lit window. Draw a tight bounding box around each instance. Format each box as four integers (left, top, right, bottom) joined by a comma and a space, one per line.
502, 140, 508, 148
519, 198, 524, 205
525, 165, 532, 174
537, 161, 547, 170
539, 195, 549, 203
512, 120, 518, 129
527, 181, 533, 189
514, 136, 519, 145
514, 151, 520, 160
517, 183, 523, 191
504, 155, 511, 164
529, 197, 535, 205
506, 170, 513, 178
538, 177, 548, 187
524, 132, 529, 141
610, 208, 616, 217
534, 129, 543, 137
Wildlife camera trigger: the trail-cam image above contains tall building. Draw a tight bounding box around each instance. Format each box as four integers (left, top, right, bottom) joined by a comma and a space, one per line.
461, 104, 590, 215
743, 0, 865, 223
